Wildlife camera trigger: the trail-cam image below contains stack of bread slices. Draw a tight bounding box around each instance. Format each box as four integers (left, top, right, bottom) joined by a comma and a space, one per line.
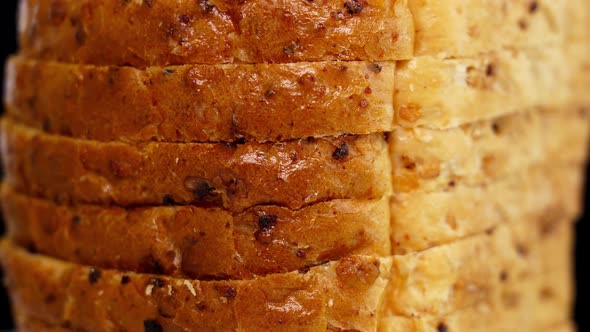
1, 0, 589, 331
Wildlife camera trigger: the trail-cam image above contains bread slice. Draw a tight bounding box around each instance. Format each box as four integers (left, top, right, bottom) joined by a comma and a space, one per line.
0, 120, 391, 211
2, 187, 390, 279
394, 46, 583, 128
9, 309, 574, 332
2, 160, 582, 277
4, 57, 395, 142
0, 213, 567, 331
391, 108, 590, 193
7, 218, 573, 332
17, 0, 414, 66
391, 163, 585, 254
6, 48, 586, 144
1, 242, 393, 331
410, 0, 587, 57
17, 0, 586, 65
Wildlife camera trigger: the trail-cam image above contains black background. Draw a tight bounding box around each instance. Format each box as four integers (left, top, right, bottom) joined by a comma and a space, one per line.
0, 1, 588, 329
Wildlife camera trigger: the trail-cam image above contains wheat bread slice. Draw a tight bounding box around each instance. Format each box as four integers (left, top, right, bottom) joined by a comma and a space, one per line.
391, 163, 585, 254
5, 47, 586, 144
4, 58, 394, 142
1, 214, 564, 331
17, 0, 414, 66
394, 46, 584, 128
1, 241, 393, 332
1, 187, 390, 279
17, 0, 585, 65
391, 108, 590, 193
0, 120, 391, 212
8, 220, 574, 332
1, 160, 581, 277
410, 0, 587, 58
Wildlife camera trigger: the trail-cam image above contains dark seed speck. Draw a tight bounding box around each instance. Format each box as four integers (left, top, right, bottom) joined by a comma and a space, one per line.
264, 89, 276, 98
368, 63, 382, 73
88, 268, 102, 285
529, 1, 538, 13
121, 275, 131, 285
332, 142, 349, 160
344, 0, 364, 14
485, 64, 495, 77
258, 214, 278, 231
162, 194, 175, 206
150, 277, 165, 288
144, 320, 163, 332
72, 215, 81, 225
437, 323, 449, 332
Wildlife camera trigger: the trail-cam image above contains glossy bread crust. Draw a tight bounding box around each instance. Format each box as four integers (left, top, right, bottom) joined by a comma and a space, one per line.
9, 220, 575, 332
1, 216, 568, 332
2, 163, 582, 277
391, 108, 590, 193
4, 58, 395, 143
2, 188, 390, 279
17, 0, 414, 66
1, 242, 392, 332
0, 120, 392, 212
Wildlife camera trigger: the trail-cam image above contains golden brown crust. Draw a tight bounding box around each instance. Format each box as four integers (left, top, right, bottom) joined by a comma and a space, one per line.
9, 219, 574, 332
0, 120, 392, 212
2, 163, 581, 277
391, 164, 585, 254
1, 186, 390, 279
6, 47, 587, 143
17, 0, 414, 66
1, 216, 570, 331
4, 57, 395, 142
391, 108, 590, 193
410, 0, 586, 57
394, 46, 582, 128
1, 241, 392, 332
